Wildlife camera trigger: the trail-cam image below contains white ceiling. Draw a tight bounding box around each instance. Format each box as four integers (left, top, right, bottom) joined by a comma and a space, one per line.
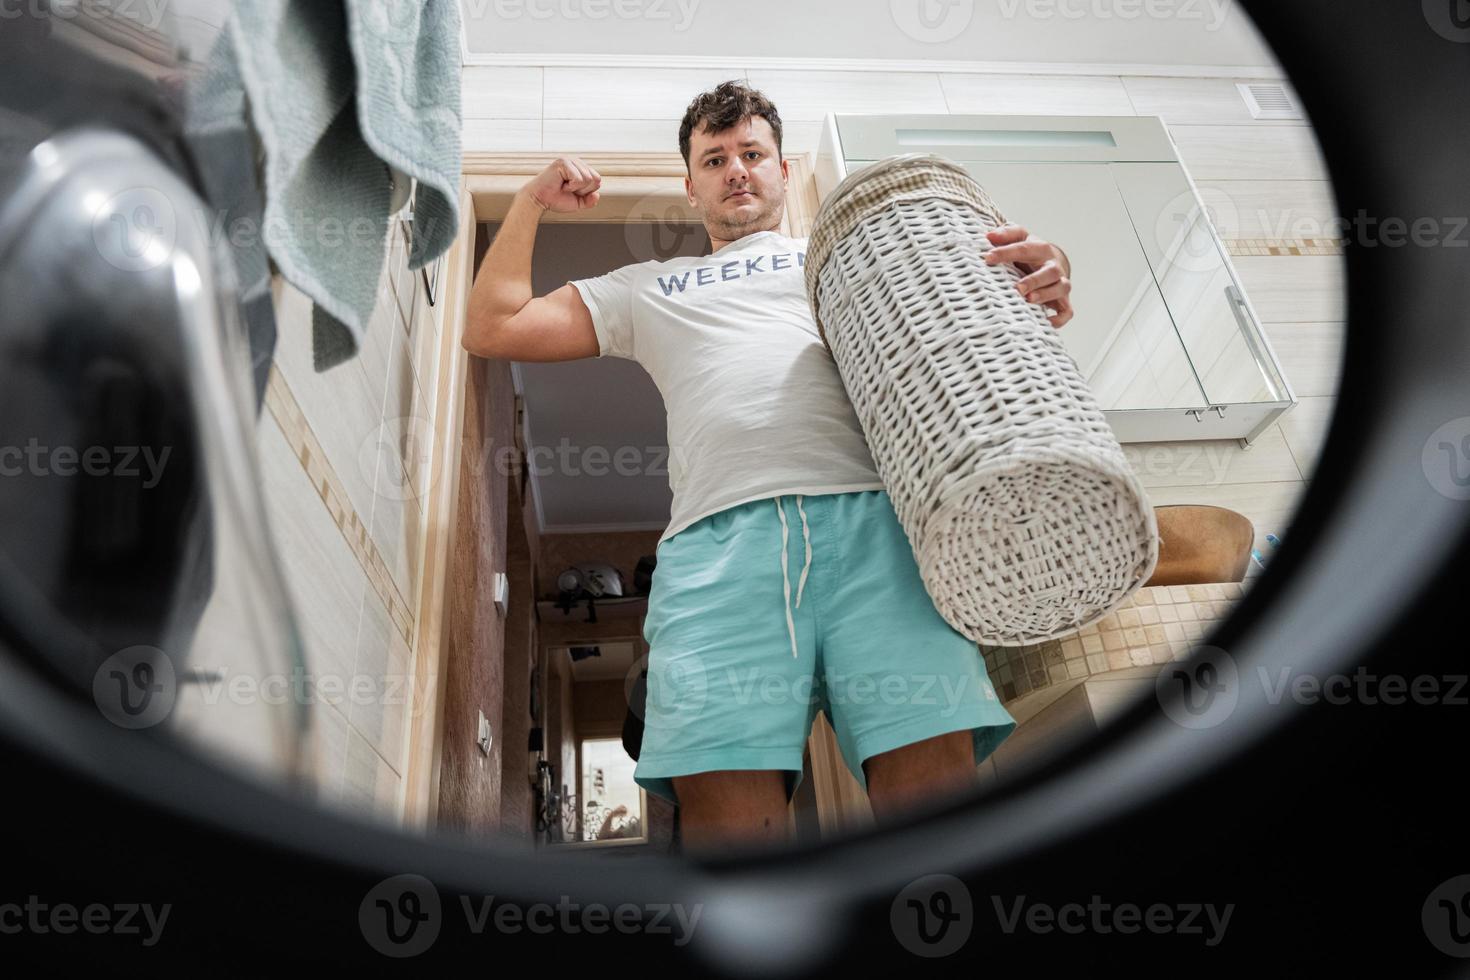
461, 0, 1279, 71
499, 221, 712, 534
562, 641, 639, 682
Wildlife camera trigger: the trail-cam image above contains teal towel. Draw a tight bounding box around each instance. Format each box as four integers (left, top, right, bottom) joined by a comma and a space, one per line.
214, 0, 462, 371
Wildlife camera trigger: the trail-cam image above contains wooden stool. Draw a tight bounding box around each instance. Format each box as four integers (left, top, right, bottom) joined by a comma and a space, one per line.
1143, 505, 1255, 587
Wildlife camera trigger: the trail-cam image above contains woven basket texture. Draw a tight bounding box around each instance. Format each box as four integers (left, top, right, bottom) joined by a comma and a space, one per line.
804, 153, 1159, 644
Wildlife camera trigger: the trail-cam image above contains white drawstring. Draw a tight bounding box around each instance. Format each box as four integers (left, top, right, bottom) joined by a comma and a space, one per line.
795, 495, 811, 608
775, 495, 812, 658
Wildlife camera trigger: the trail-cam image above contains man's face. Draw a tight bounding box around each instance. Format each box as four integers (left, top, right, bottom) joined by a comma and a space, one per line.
685, 115, 788, 241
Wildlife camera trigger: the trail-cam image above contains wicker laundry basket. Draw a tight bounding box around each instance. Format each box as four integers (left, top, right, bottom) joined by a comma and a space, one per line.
805, 153, 1159, 645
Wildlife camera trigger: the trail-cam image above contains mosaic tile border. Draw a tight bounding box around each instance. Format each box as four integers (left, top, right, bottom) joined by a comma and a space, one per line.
264, 366, 416, 647
1225, 237, 1346, 256
981, 583, 1246, 705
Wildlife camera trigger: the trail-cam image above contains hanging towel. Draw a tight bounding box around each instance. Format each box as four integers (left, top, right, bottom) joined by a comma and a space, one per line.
203, 0, 463, 372
184, 31, 279, 413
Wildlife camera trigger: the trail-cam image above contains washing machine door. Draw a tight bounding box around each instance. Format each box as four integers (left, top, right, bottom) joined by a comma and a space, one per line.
2, 3, 1467, 975
0, 4, 315, 791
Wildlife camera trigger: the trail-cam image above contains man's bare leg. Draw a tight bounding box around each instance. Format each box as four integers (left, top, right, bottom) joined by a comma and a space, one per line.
862, 730, 978, 827
673, 770, 790, 856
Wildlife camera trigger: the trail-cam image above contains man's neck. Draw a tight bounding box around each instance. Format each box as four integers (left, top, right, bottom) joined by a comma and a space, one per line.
710, 224, 782, 254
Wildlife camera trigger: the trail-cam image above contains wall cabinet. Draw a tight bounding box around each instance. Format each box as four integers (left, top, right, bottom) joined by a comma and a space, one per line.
814, 114, 1297, 447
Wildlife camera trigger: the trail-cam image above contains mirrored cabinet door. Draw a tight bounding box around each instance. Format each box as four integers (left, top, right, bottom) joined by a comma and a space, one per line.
950, 160, 1210, 411
1110, 163, 1290, 407
821, 113, 1299, 445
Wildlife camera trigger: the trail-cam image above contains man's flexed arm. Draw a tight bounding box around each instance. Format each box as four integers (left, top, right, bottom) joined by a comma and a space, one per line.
462, 156, 605, 362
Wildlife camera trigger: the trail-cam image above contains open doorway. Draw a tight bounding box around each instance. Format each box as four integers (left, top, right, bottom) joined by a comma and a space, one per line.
579, 736, 645, 843
406, 151, 869, 852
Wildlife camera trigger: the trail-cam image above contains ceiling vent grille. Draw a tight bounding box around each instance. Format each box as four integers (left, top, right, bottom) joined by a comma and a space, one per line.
1238, 82, 1302, 121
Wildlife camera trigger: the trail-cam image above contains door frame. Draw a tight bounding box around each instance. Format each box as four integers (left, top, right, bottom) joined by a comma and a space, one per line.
400, 149, 874, 837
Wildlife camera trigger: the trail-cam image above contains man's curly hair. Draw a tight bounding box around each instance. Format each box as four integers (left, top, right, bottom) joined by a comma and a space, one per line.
678, 79, 784, 174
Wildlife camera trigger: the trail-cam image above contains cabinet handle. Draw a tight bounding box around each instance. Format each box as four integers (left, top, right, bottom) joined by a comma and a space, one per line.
1225, 284, 1283, 402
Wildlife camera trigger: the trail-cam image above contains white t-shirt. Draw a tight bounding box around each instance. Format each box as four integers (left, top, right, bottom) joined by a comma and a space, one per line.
570, 229, 886, 546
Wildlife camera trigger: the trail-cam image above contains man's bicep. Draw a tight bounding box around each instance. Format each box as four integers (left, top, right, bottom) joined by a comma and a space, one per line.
485, 282, 600, 362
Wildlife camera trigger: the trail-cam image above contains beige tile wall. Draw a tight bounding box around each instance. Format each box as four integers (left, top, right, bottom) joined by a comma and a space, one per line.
197, 217, 445, 825
462, 67, 1345, 580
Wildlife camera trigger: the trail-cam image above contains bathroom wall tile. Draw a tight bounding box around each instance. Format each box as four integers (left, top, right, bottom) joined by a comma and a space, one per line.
175, 570, 317, 789
382, 279, 422, 437
408, 274, 442, 423
340, 727, 402, 826
406, 398, 434, 516
358, 270, 397, 407
357, 286, 404, 517
543, 118, 684, 152
1123, 427, 1303, 489
743, 69, 948, 122
349, 587, 413, 775
306, 698, 352, 810
1167, 124, 1330, 182
268, 277, 388, 524
1194, 180, 1340, 241
537, 116, 819, 158
463, 118, 542, 152
1275, 395, 1338, 482
1264, 321, 1346, 400
1121, 77, 1305, 126
780, 121, 825, 156
463, 66, 543, 119
269, 288, 418, 652
369, 324, 431, 612
1231, 255, 1347, 323
378, 226, 431, 452
427, 240, 450, 339
251, 193, 429, 833
385, 221, 418, 332
544, 67, 748, 120
369, 449, 426, 617
940, 73, 1135, 116
255, 412, 367, 688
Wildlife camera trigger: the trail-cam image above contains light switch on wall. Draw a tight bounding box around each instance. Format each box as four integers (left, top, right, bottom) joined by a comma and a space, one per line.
477, 711, 492, 756
493, 572, 509, 616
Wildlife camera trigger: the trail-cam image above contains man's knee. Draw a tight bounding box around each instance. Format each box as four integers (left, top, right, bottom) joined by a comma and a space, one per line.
674, 769, 788, 812
863, 730, 975, 786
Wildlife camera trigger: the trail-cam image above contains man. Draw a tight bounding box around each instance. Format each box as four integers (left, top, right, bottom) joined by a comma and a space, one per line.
463, 80, 1076, 857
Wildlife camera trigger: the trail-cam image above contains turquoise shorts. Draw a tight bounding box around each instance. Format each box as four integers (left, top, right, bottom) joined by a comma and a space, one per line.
635, 488, 1017, 807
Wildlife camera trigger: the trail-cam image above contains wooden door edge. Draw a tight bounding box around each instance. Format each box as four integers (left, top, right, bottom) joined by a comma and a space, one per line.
399, 183, 476, 831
